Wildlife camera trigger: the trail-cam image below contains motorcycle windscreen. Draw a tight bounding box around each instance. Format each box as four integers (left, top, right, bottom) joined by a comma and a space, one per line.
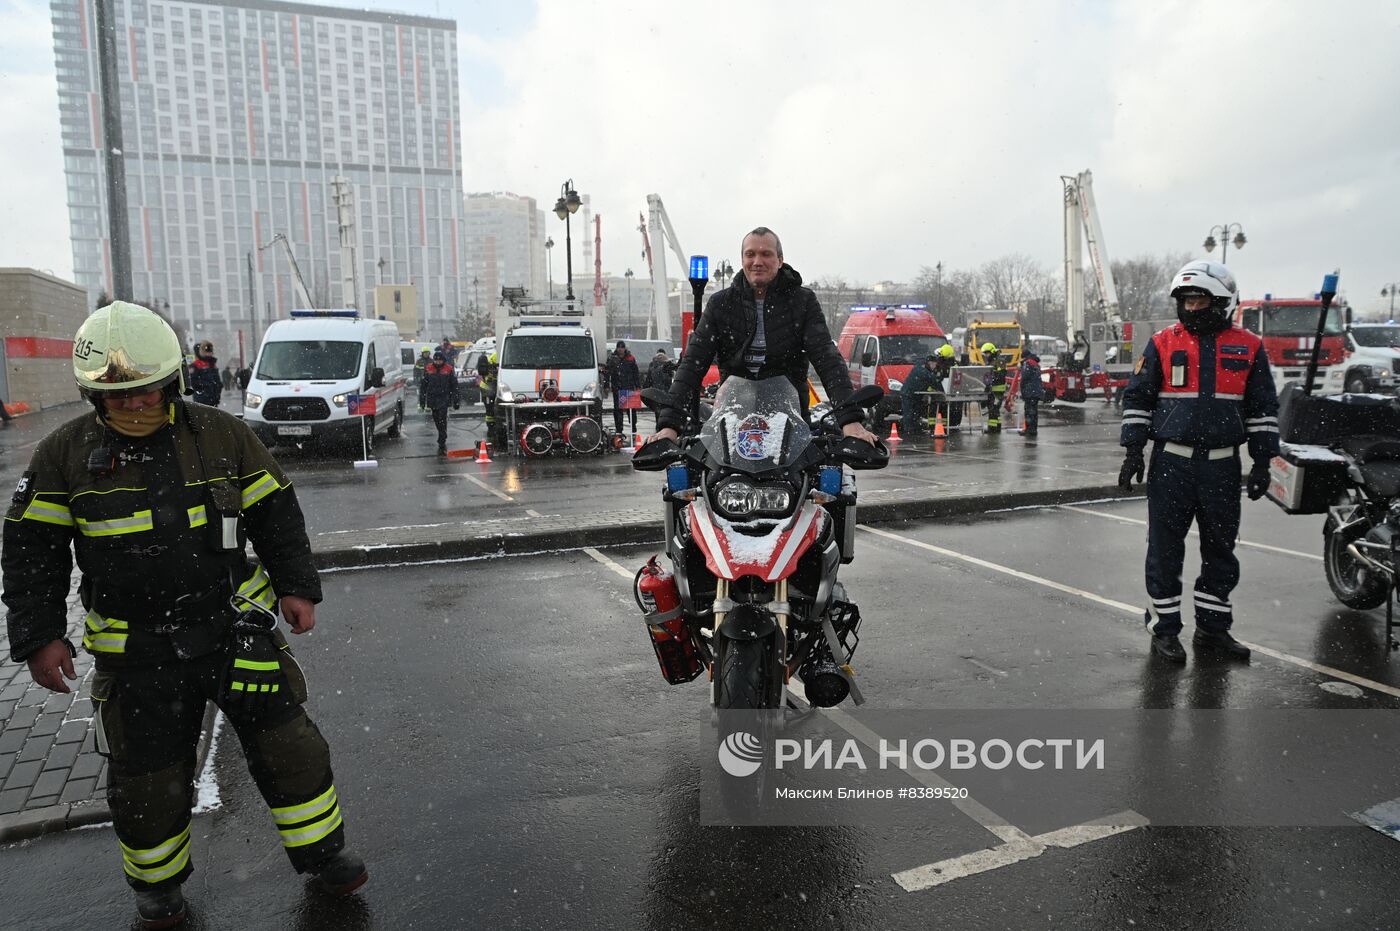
698, 376, 811, 474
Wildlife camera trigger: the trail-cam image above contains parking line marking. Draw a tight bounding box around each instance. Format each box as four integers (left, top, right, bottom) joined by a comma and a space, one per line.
1058, 504, 1321, 561
584, 547, 635, 581
856, 524, 1400, 700
965, 657, 1009, 678
461, 474, 514, 502
525, 509, 544, 518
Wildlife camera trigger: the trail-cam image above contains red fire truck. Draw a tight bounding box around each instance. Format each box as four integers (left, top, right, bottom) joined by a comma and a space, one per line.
1236, 295, 1348, 396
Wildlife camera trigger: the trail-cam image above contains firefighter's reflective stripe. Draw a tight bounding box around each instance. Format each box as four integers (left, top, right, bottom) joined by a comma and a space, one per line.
21, 498, 74, 526
120, 824, 192, 884
240, 472, 285, 509
271, 785, 343, 848
187, 505, 207, 527
230, 679, 279, 693
75, 510, 154, 537
234, 658, 280, 672
82, 611, 129, 654
235, 564, 276, 611
1247, 416, 1279, 434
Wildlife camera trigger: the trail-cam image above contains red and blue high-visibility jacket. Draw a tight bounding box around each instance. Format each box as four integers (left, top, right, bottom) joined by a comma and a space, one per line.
1120, 322, 1279, 465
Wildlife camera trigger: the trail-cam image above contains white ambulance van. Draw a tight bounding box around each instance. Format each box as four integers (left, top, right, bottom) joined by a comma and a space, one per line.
243, 310, 407, 450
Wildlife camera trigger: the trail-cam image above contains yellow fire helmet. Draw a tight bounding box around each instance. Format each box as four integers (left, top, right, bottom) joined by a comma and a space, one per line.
981, 342, 999, 355
73, 301, 185, 398
937, 343, 955, 358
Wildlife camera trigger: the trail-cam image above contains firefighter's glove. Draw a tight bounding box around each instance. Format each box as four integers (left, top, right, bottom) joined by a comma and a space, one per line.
1118, 449, 1145, 492
223, 627, 284, 712
1247, 463, 1271, 501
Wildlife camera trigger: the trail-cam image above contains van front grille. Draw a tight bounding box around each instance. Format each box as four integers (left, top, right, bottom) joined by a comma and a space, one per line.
263, 397, 331, 421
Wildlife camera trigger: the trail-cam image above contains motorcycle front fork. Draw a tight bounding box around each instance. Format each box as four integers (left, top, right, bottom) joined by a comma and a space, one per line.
707, 578, 791, 704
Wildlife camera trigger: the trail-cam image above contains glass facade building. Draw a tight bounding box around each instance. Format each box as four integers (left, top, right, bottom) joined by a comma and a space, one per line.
51, 0, 465, 353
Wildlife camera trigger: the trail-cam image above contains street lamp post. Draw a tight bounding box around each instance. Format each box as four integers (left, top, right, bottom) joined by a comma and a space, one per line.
377, 256, 386, 285
711, 259, 733, 292
554, 181, 582, 302
935, 260, 944, 319
1203, 223, 1247, 264
545, 237, 554, 298
624, 268, 634, 335
1382, 283, 1399, 318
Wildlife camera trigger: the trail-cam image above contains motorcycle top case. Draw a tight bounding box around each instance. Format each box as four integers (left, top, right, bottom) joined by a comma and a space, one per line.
1267, 442, 1349, 515
1277, 384, 1400, 446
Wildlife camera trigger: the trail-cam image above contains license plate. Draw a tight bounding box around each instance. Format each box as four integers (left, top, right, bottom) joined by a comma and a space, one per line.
277, 425, 313, 436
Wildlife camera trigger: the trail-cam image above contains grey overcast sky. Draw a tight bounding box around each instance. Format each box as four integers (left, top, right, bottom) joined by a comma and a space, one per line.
2, 0, 1398, 313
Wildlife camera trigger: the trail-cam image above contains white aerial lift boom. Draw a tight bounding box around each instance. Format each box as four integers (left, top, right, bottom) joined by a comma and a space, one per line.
645, 194, 688, 344
258, 233, 315, 310
1061, 169, 1121, 371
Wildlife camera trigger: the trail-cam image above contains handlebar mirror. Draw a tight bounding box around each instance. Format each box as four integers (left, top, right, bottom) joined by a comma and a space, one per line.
631, 438, 679, 471
640, 387, 674, 411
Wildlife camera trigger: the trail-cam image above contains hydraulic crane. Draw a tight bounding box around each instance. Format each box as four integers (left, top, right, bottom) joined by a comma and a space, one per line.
258, 233, 315, 310
1051, 170, 1124, 402
645, 194, 689, 345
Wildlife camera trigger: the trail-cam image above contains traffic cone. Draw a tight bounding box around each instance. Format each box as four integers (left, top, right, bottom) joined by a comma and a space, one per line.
475, 440, 492, 463
633, 431, 644, 452
887, 422, 902, 443
934, 413, 946, 438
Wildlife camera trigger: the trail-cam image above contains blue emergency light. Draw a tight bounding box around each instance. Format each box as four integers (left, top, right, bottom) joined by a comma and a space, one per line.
689, 255, 709, 282
1321, 272, 1339, 298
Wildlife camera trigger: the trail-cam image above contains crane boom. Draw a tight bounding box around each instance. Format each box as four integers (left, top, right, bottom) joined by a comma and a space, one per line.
646, 194, 688, 343
1060, 170, 1121, 370
258, 233, 315, 310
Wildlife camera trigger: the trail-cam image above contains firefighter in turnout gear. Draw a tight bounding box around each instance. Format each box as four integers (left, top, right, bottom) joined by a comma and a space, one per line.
1, 302, 367, 928
983, 344, 1008, 433
479, 351, 499, 444
1118, 262, 1279, 663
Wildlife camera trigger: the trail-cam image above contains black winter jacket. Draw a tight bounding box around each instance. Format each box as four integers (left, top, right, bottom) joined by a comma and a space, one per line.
660, 264, 855, 431
189, 356, 222, 405
606, 352, 641, 392
647, 358, 675, 392
1020, 357, 1045, 400
420, 361, 459, 410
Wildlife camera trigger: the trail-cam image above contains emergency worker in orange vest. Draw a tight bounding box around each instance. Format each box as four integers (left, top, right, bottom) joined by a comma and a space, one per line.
1118, 261, 1279, 663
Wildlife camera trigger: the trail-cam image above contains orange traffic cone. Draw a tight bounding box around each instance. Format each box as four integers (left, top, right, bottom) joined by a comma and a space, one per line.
934, 413, 946, 438
887, 422, 902, 443
475, 440, 492, 463
633, 431, 644, 452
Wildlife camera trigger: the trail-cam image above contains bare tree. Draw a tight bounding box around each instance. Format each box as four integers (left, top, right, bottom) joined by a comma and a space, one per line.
977, 253, 1046, 311
1105, 251, 1191, 320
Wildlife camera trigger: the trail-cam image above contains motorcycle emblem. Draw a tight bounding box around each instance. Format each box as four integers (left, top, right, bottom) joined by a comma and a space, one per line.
735, 416, 771, 461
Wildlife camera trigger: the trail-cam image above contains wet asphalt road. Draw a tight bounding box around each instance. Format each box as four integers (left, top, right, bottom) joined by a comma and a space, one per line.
3, 489, 1400, 929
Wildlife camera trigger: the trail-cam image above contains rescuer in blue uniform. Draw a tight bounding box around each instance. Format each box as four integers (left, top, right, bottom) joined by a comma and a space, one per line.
1018, 351, 1044, 437
1117, 261, 1279, 663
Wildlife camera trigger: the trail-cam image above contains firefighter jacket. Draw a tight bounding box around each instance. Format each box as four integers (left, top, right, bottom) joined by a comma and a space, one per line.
987, 356, 1009, 390
3, 402, 321, 667
1020, 357, 1045, 400
1120, 322, 1279, 464
420, 361, 459, 410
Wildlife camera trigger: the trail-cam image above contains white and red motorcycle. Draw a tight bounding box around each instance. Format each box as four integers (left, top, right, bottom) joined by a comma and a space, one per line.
632, 377, 888, 710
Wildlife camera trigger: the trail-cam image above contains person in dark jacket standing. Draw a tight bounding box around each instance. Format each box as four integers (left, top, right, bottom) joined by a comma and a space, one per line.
647, 227, 878, 445
646, 350, 675, 431
188, 340, 222, 406
900, 355, 941, 437
3, 303, 366, 928
1118, 261, 1278, 663
1018, 352, 1045, 437
420, 349, 459, 454
606, 341, 642, 439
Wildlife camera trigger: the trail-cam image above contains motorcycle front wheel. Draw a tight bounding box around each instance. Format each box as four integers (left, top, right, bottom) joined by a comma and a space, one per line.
1323, 516, 1390, 610
714, 635, 782, 710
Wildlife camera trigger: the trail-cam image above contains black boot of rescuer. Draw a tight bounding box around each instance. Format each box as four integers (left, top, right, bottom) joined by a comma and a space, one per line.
313, 851, 369, 895
135, 885, 187, 929
1194, 629, 1250, 660
1150, 634, 1186, 663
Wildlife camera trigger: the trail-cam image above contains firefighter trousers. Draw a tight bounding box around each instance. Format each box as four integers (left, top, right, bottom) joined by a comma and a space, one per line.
92, 647, 347, 890
1143, 446, 1241, 637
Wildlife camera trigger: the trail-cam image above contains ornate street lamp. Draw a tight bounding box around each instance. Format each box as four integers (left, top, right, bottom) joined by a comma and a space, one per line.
554, 181, 583, 301
545, 237, 554, 298
1203, 223, 1247, 264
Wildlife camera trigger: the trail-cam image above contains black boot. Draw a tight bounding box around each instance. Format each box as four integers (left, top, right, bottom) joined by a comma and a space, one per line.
313, 850, 369, 895
135, 885, 186, 929
1150, 634, 1186, 663
1193, 629, 1250, 660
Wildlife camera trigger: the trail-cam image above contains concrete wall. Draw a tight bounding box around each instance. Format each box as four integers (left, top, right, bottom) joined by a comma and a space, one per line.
0, 269, 88, 412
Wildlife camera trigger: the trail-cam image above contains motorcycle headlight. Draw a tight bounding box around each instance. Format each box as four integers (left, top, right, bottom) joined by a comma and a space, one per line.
498, 383, 514, 403
244, 393, 263, 409
715, 479, 794, 519
888, 379, 904, 392
331, 393, 348, 407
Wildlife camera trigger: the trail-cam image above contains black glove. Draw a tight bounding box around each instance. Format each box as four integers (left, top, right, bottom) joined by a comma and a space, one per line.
1118, 449, 1145, 492
1247, 463, 1271, 501
224, 613, 284, 713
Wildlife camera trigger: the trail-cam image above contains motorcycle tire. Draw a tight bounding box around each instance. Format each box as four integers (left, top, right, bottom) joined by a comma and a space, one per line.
715, 635, 779, 710
1323, 516, 1390, 610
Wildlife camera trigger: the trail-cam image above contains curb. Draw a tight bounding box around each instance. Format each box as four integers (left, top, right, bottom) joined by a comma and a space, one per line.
309, 479, 1134, 571
0, 700, 218, 845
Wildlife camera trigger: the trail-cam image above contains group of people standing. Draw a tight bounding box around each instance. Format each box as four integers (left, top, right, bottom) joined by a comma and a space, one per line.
899, 342, 1044, 438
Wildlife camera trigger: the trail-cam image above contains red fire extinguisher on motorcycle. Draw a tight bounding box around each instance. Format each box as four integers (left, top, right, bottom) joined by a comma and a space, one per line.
635, 556, 704, 684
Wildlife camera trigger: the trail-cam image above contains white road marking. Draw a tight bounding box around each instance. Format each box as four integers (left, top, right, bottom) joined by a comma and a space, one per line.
525, 509, 544, 518
965, 657, 1008, 678
788, 682, 1145, 891
1058, 504, 1321, 561
583, 546, 636, 581
857, 523, 1400, 700
461, 473, 514, 502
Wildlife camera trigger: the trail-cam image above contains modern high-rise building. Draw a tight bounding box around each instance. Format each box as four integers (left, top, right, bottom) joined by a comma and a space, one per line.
461, 191, 545, 319
51, 0, 466, 354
